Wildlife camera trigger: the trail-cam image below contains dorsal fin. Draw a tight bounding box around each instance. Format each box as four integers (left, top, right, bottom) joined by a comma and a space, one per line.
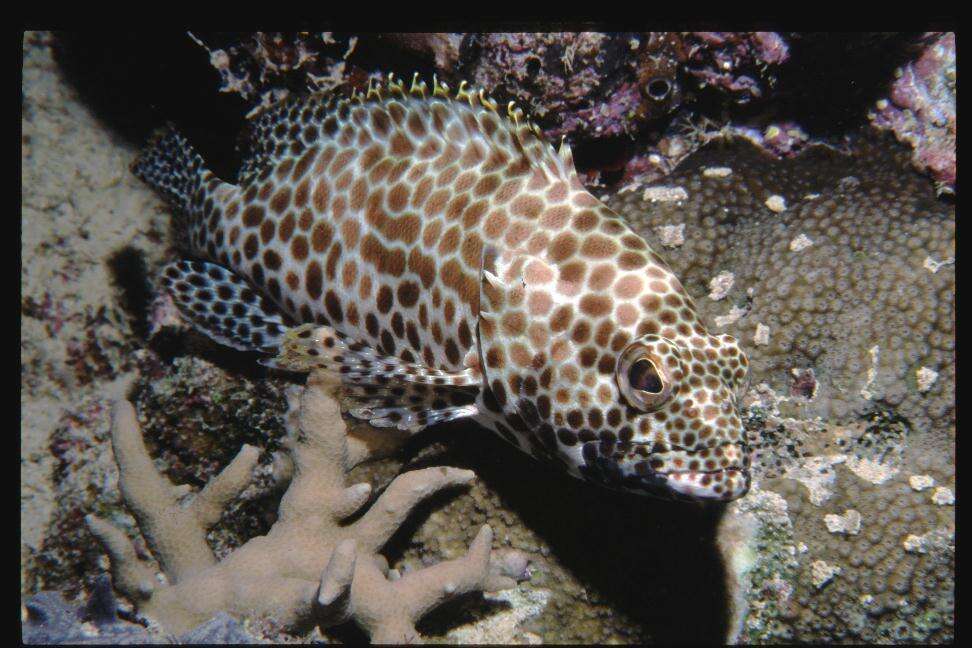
236, 72, 580, 187
237, 92, 335, 186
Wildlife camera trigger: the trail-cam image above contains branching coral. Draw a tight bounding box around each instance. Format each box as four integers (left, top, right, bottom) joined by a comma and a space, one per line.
86, 372, 522, 642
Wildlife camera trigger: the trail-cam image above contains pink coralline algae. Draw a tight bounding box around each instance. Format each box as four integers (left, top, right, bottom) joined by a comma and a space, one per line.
758, 121, 810, 157
869, 32, 955, 193
192, 32, 798, 146
458, 33, 791, 141
682, 32, 790, 102
190, 32, 364, 104
459, 32, 685, 141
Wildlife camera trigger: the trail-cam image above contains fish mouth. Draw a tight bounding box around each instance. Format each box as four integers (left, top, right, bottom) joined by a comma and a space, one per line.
662, 467, 750, 500
647, 443, 750, 500
581, 440, 751, 500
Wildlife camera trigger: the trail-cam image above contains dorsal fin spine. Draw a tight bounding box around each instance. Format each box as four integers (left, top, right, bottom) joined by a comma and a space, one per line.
242, 73, 579, 184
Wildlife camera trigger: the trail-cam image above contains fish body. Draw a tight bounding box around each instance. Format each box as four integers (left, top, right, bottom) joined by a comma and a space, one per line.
135, 74, 751, 501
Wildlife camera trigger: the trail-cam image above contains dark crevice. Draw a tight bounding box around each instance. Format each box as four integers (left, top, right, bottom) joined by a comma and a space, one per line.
106, 246, 152, 340
393, 421, 730, 643
51, 31, 246, 181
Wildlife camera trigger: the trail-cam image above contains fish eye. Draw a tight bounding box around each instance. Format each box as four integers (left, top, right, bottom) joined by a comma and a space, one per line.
629, 359, 663, 393
617, 344, 673, 411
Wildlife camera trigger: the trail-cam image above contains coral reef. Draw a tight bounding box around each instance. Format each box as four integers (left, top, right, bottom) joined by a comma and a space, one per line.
23, 30, 955, 644
681, 32, 789, 102
608, 133, 954, 642
718, 388, 954, 643
618, 116, 818, 187
189, 32, 798, 145
85, 373, 524, 642
457, 32, 685, 140
869, 32, 956, 194
608, 133, 954, 444
190, 32, 365, 105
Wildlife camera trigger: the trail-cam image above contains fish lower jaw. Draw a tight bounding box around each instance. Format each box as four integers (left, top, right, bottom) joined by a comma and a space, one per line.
662, 467, 749, 501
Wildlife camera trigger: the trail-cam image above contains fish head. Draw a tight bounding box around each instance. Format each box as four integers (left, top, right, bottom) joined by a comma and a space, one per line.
601, 329, 752, 501
476, 216, 751, 502
479, 314, 752, 501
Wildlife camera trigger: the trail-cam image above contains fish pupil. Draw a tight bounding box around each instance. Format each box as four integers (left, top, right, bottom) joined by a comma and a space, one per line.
629, 359, 663, 393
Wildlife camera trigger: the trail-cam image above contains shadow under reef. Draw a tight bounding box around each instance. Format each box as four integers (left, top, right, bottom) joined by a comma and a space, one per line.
389, 419, 730, 643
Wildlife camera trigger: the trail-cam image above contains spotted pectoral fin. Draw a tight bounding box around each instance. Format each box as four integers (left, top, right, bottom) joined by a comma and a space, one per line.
269, 326, 482, 432
161, 259, 291, 353
343, 383, 480, 433
476, 244, 556, 377
477, 247, 567, 438
265, 323, 481, 388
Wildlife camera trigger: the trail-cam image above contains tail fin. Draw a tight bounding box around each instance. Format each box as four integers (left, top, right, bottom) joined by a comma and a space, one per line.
132, 125, 210, 216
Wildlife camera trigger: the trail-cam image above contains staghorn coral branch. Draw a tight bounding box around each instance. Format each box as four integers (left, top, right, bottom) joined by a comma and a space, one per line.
84, 514, 157, 602
316, 538, 357, 625
348, 525, 504, 644
350, 466, 476, 554
188, 444, 260, 529
89, 375, 525, 641
394, 524, 496, 621
294, 373, 348, 476
328, 482, 373, 521
107, 400, 215, 582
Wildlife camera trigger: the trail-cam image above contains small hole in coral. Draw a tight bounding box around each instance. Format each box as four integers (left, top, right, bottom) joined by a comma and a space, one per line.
646, 77, 672, 101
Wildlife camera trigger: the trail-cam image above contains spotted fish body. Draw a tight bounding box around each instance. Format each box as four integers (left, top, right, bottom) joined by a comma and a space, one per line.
135, 74, 751, 501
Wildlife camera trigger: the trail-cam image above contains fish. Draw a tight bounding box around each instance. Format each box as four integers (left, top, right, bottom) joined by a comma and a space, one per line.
133, 73, 751, 501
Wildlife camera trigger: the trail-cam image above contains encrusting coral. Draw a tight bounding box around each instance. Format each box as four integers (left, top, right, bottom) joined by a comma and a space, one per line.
85, 372, 524, 642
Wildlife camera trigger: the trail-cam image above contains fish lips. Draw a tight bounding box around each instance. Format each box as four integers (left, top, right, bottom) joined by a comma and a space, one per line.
595, 441, 751, 501
649, 443, 751, 501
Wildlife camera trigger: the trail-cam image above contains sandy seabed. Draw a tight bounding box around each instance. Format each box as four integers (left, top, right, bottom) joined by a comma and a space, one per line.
21, 31, 168, 589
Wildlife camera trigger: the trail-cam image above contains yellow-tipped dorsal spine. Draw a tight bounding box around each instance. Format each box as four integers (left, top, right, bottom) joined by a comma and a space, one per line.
507, 101, 522, 128
409, 72, 428, 99
479, 89, 498, 113
432, 75, 450, 99
456, 80, 475, 106
366, 77, 382, 101
388, 72, 406, 99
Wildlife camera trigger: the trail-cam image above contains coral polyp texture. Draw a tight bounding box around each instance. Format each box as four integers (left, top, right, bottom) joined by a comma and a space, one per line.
85, 373, 524, 643
608, 135, 954, 445
608, 133, 954, 642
